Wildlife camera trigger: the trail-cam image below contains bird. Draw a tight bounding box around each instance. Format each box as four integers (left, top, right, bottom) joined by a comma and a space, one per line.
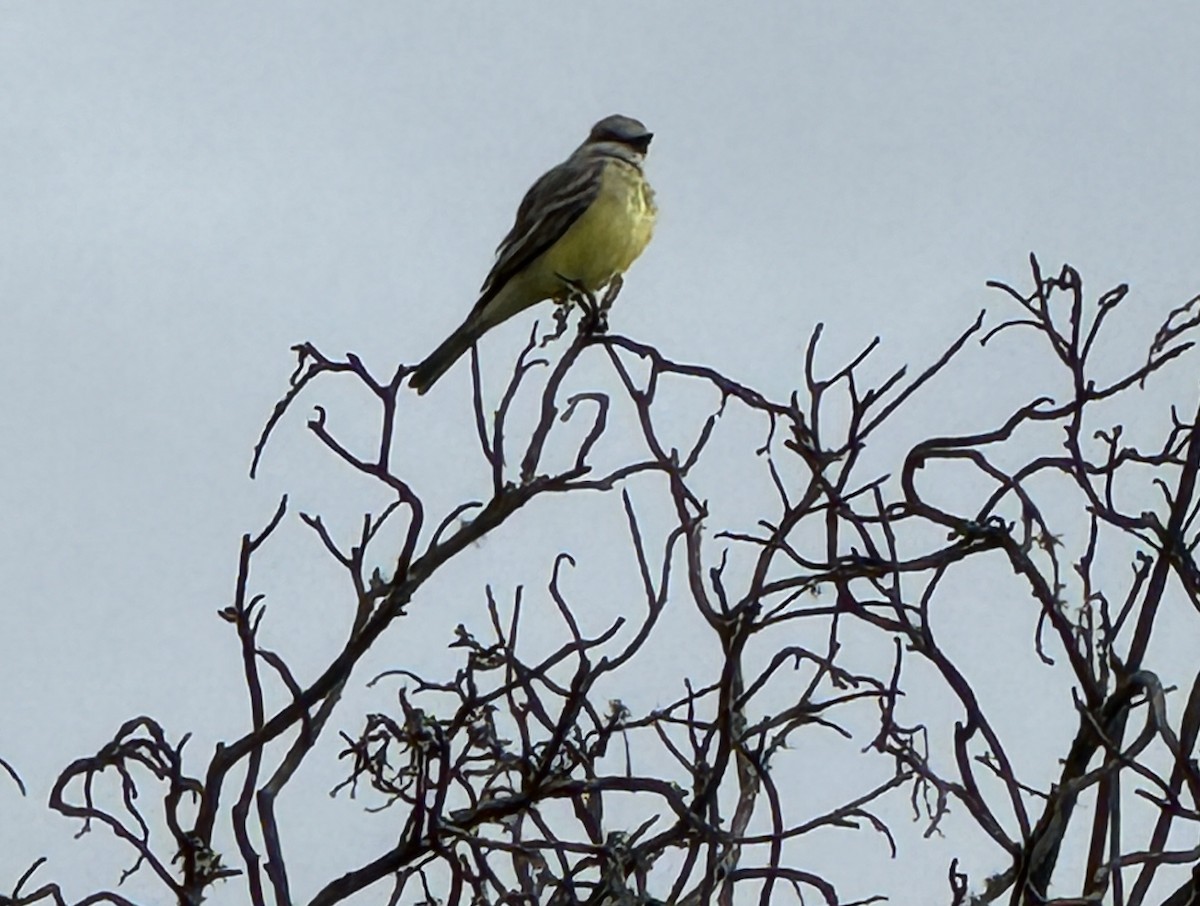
409, 114, 657, 394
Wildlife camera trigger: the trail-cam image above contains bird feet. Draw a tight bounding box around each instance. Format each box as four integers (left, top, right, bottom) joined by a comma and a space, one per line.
583, 275, 624, 335
541, 274, 625, 346
574, 274, 626, 336
578, 292, 609, 336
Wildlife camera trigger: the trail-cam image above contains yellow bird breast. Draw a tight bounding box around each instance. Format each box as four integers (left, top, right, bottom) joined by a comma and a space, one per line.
541, 159, 657, 293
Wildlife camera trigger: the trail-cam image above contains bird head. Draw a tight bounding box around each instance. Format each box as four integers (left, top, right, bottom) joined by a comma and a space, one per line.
587, 115, 653, 154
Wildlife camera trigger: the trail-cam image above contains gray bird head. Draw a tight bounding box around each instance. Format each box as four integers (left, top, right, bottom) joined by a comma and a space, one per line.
587, 115, 653, 154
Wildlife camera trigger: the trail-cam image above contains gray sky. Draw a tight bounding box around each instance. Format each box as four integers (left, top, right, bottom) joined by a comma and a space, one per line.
2, 3, 1199, 903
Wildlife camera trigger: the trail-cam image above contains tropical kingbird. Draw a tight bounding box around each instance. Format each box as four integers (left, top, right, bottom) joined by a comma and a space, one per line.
409, 114, 657, 394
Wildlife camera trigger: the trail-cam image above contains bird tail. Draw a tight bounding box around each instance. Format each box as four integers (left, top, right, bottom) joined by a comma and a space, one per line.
409, 318, 482, 394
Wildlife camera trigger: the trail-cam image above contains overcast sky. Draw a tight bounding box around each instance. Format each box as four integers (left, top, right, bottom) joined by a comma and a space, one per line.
2, 4, 1199, 903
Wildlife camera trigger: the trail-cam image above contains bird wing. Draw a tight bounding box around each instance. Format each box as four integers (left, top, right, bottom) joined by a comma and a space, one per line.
471, 151, 606, 315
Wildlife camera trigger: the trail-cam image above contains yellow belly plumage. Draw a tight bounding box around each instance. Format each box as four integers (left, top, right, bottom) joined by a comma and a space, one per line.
540, 160, 657, 292
482, 160, 656, 326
